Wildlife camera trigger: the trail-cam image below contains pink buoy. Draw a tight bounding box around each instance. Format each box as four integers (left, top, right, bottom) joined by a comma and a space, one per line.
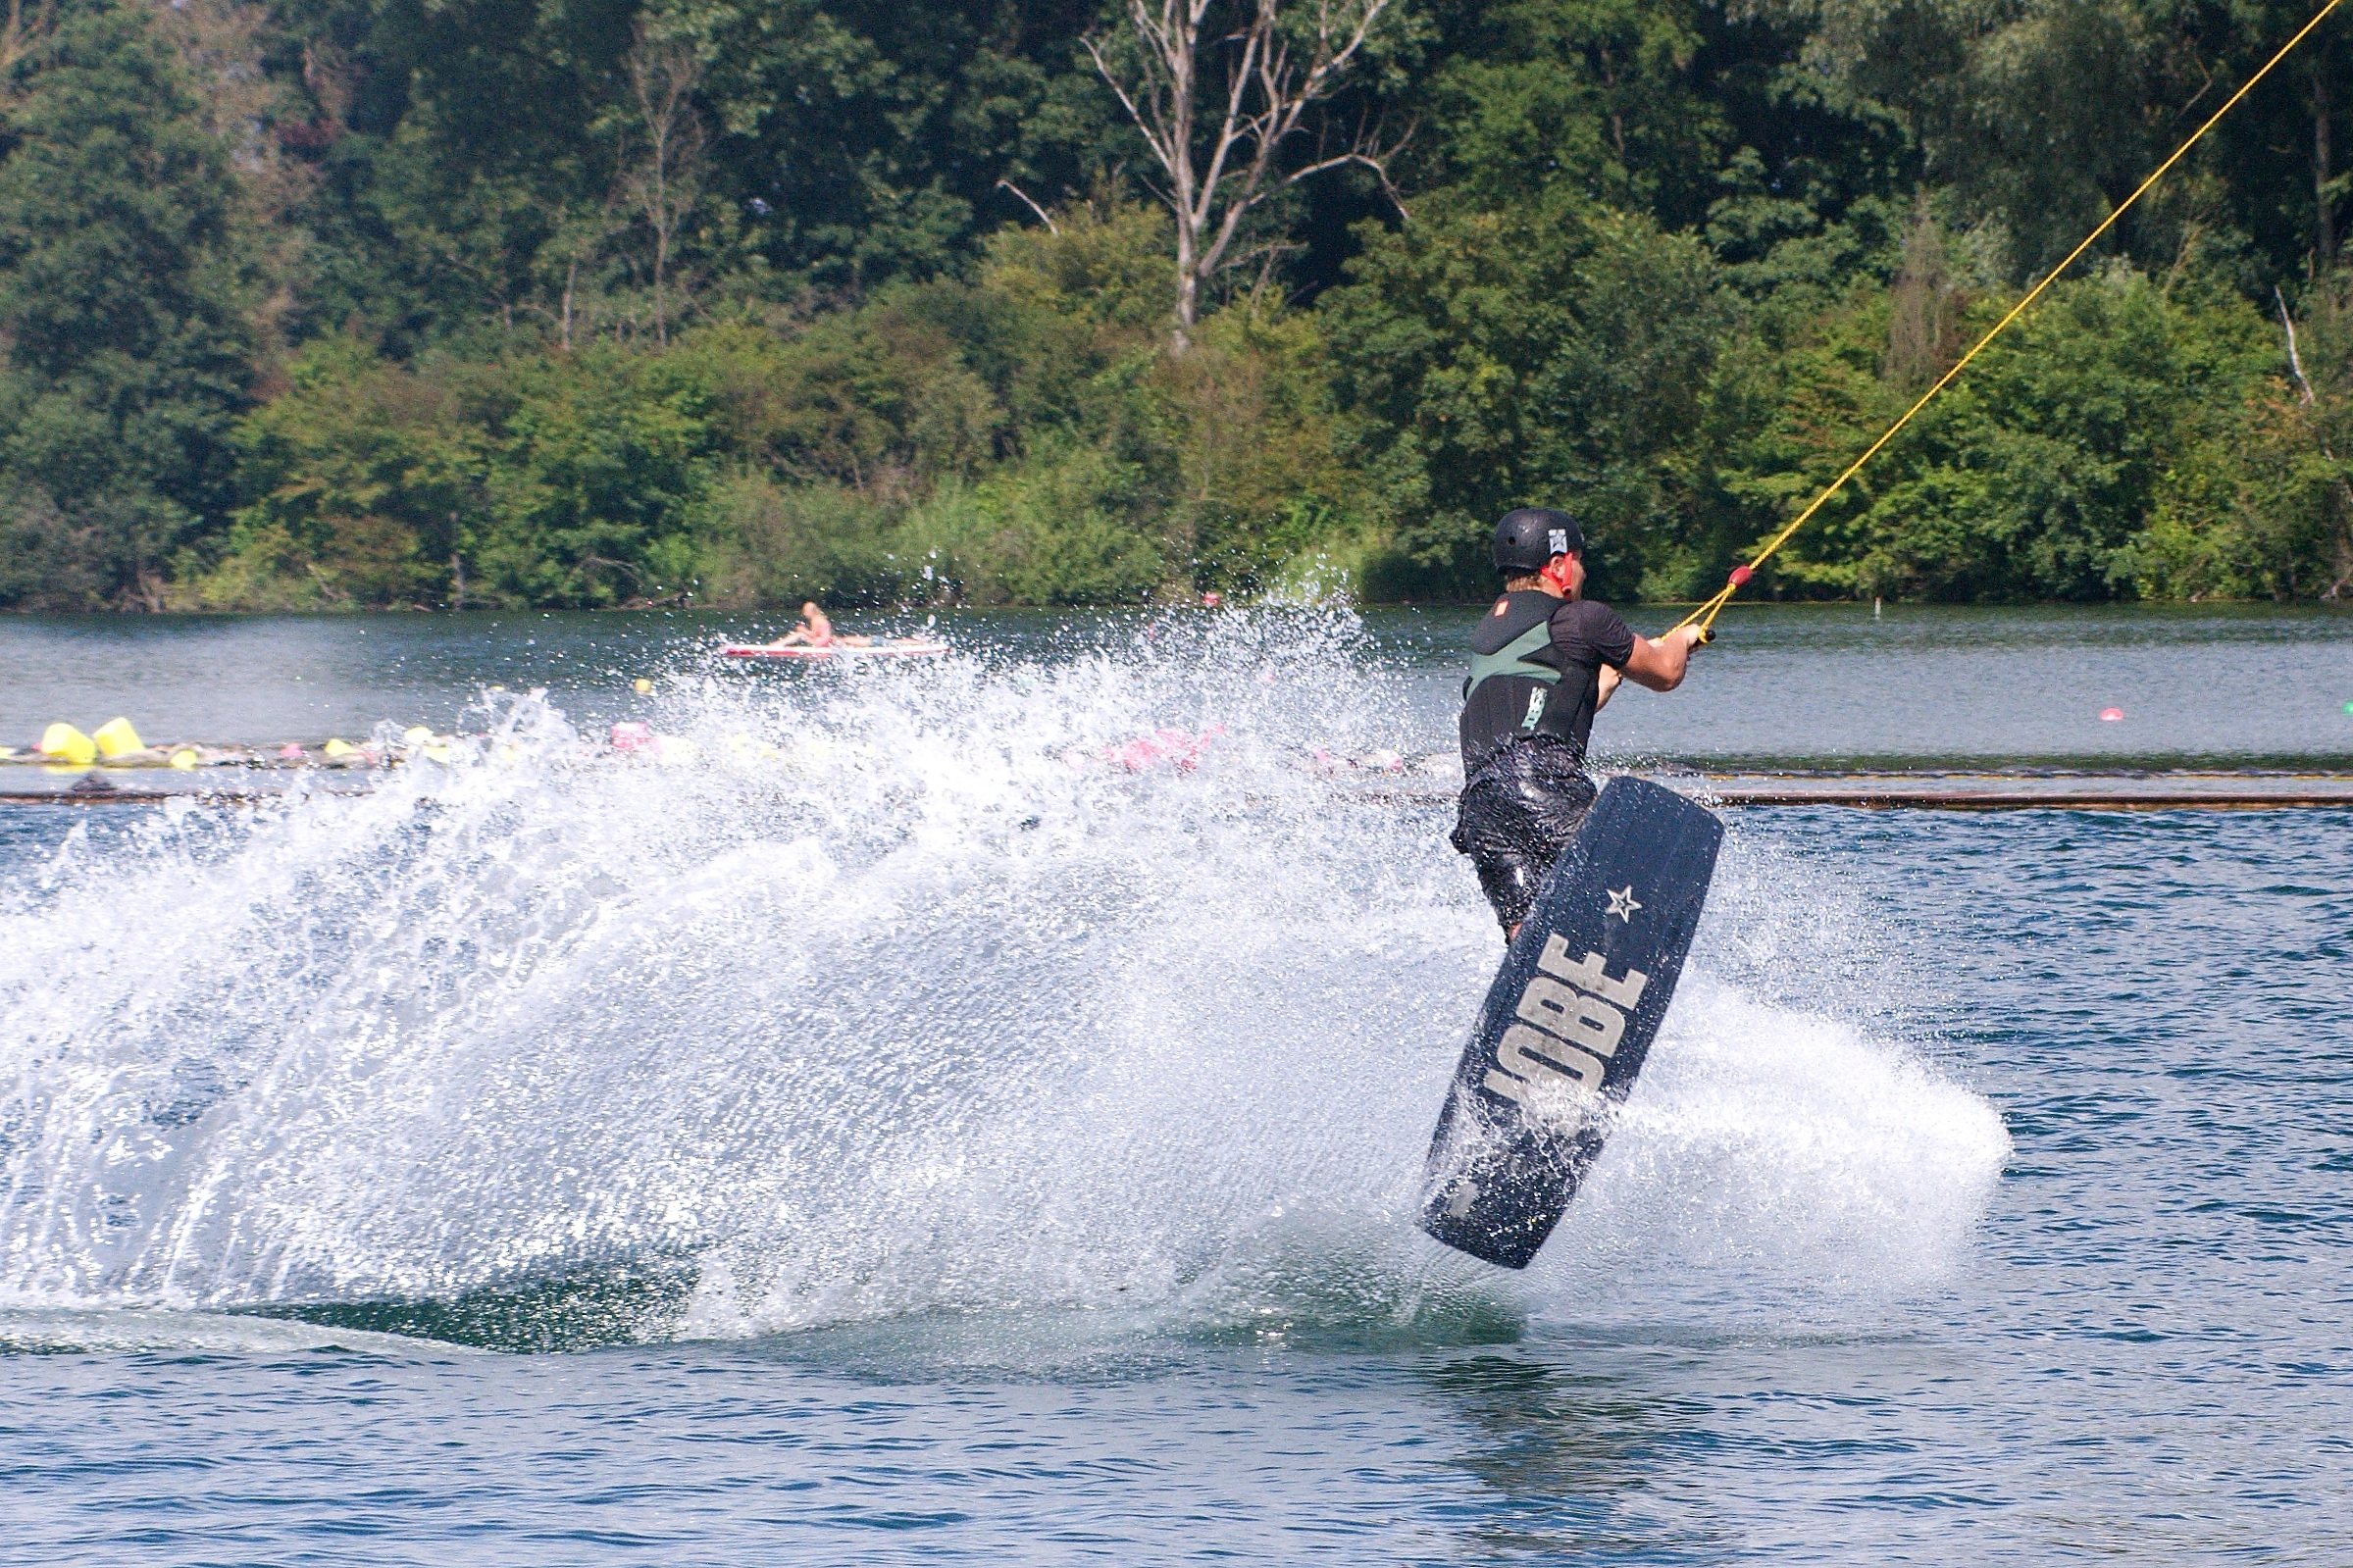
1104, 725, 1226, 773
2100, 707, 2124, 722
611, 722, 656, 751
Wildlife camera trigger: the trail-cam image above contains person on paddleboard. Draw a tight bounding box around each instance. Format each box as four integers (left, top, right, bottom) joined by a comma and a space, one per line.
1454, 508, 1703, 937
768, 602, 871, 649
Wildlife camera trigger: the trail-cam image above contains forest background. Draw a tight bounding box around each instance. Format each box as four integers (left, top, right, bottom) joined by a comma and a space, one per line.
0, 0, 2349, 612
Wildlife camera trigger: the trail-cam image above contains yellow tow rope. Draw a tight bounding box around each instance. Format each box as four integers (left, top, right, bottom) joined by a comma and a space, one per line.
1677, 0, 2346, 639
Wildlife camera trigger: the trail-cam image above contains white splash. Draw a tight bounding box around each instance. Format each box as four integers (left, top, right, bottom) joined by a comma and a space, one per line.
0, 608, 2006, 1347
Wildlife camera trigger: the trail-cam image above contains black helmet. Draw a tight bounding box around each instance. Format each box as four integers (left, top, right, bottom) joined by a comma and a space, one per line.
1493, 508, 1584, 574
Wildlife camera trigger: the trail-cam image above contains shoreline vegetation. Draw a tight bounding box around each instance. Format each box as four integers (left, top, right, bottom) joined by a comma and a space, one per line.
0, 0, 2348, 615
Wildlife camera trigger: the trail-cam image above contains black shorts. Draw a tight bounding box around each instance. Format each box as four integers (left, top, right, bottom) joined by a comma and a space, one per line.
1451, 741, 1598, 932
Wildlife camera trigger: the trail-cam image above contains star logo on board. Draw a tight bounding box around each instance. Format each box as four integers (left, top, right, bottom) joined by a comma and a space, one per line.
1606, 885, 1642, 923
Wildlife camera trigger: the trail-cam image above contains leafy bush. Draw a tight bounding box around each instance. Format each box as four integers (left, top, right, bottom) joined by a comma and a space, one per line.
690, 473, 908, 607
905, 447, 1163, 606
1719, 268, 2279, 601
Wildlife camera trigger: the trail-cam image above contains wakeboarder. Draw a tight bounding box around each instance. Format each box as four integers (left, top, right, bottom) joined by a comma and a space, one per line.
1453, 509, 1706, 937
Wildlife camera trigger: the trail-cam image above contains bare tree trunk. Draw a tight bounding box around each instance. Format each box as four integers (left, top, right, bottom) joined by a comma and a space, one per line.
626, 27, 706, 348
1088, 0, 1404, 354
2278, 287, 2353, 599
0, 0, 55, 111
561, 256, 576, 351
1885, 202, 1959, 390
996, 178, 1061, 233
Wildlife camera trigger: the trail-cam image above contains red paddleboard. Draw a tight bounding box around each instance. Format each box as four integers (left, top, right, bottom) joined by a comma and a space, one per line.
721, 640, 950, 661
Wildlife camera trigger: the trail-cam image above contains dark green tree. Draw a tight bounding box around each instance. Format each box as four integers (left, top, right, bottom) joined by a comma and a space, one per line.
0, 0, 254, 608
1324, 188, 1733, 597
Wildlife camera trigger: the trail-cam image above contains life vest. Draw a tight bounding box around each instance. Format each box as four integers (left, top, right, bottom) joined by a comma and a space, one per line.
1458, 590, 1603, 774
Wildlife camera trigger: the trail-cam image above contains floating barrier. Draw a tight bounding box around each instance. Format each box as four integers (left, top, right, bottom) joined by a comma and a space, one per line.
1102, 726, 1225, 773
9, 768, 2353, 808
1696, 773, 2353, 809
6, 718, 462, 778
1307, 745, 1418, 778
18, 737, 383, 770
606, 722, 710, 764
92, 717, 145, 758
1330, 773, 2353, 811
14, 771, 2333, 808
38, 724, 96, 766
9, 715, 2351, 812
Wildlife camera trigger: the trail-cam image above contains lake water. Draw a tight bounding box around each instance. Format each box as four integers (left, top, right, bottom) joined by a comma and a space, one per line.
7, 601, 2353, 766
2, 604, 2350, 1563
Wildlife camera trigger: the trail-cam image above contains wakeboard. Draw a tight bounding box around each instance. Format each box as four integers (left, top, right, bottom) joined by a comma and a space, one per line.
1418, 775, 1722, 1268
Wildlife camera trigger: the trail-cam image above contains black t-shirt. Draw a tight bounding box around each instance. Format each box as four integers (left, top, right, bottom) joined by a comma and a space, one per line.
1458, 592, 1637, 773
1548, 597, 1637, 675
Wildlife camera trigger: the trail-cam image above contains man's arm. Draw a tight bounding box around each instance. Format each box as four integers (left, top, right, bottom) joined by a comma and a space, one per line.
1617, 625, 1704, 692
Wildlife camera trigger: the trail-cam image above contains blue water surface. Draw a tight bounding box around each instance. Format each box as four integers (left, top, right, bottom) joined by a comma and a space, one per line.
4, 807, 2344, 1563
2, 608, 2348, 1563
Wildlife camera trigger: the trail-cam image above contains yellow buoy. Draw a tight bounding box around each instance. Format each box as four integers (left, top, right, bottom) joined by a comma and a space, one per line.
92, 717, 145, 758
402, 725, 435, 747
422, 743, 456, 764
323, 737, 357, 758
634, 678, 654, 694
725, 732, 783, 764
169, 748, 199, 770
39, 723, 96, 767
